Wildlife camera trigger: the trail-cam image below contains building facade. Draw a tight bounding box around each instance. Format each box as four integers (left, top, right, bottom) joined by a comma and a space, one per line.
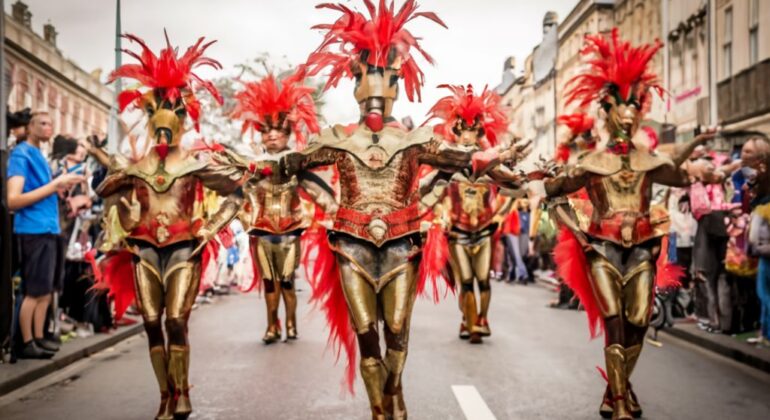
663, 0, 710, 142
555, 0, 615, 117
715, 0, 770, 136
3, 1, 111, 139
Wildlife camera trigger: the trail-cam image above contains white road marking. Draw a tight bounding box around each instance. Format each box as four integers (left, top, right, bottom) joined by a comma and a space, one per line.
452, 385, 497, 420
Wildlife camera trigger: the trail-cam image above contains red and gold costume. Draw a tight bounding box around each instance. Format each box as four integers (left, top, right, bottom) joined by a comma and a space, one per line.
231, 67, 321, 343
275, 2, 516, 418
544, 29, 708, 420
426, 85, 522, 344
94, 34, 243, 420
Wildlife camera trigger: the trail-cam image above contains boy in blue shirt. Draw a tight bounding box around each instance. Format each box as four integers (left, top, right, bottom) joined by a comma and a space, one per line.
6, 111, 83, 359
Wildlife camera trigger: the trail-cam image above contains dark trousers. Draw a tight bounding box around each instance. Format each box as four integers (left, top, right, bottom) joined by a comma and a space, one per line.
693, 214, 729, 329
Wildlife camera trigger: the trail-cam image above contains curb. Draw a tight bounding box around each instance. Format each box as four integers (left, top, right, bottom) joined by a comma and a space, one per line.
660, 326, 770, 375
0, 322, 143, 397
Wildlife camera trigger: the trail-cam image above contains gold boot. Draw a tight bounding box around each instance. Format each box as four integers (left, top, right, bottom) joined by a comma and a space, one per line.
263, 288, 281, 344
384, 349, 408, 420
360, 357, 387, 420
282, 285, 298, 340
624, 344, 643, 418
149, 346, 174, 420
168, 345, 192, 419
461, 291, 482, 344
478, 286, 491, 337
605, 345, 632, 420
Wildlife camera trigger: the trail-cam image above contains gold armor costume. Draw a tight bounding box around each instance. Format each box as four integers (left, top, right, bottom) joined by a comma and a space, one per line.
243, 150, 314, 343
299, 4, 522, 417
544, 29, 711, 420
96, 34, 242, 420
232, 67, 322, 344
425, 84, 524, 344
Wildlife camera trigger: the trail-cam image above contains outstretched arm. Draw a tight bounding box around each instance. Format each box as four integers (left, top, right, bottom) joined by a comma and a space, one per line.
650, 164, 691, 187
279, 143, 343, 179
417, 139, 473, 173
669, 130, 716, 167
543, 165, 588, 197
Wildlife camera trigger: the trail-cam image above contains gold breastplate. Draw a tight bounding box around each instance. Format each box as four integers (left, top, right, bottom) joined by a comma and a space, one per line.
244, 176, 308, 233
124, 147, 206, 193
587, 170, 652, 218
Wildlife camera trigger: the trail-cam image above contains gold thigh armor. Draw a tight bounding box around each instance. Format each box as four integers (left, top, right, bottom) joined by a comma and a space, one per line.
253, 234, 300, 281
132, 243, 200, 322
587, 251, 655, 327
333, 236, 419, 335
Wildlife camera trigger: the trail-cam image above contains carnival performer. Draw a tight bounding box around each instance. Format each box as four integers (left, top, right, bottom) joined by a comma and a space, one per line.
425, 84, 523, 344
231, 66, 321, 343
269, 2, 523, 418
93, 33, 243, 420
540, 29, 714, 420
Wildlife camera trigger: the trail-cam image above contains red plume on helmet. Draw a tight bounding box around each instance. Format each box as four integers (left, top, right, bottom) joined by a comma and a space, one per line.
557, 112, 594, 137
108, 31, 223, 132
305, 0, 447, 102
555, 112, 595, 163
425, 84, 510, 148
231, 66, 320, 150
565, 28, 663, 113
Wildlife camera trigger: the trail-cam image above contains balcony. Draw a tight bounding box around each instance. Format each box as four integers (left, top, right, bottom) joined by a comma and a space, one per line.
717, 58, 770, 125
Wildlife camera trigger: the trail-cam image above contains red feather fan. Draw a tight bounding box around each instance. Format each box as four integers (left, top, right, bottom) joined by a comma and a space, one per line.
425, 84, 510, 147
90, 250, 136, 321
108, 31, 223, 132
306, 0, 447, 102
300, 224, 357, 394
232, 66, 320, 150
565, 28, 663, 112
553, 227, 604, 338
416, 222, 454, 302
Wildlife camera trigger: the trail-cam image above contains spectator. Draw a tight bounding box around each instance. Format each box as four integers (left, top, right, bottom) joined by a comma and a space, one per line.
50, 135, 100, 335
6, 112, 84, 359
743, 135, 770, 345
669, 190, 697, 289
689, 149, 738, 333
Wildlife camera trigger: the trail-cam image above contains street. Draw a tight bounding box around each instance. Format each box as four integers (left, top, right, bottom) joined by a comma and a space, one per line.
1, 281, 769, 420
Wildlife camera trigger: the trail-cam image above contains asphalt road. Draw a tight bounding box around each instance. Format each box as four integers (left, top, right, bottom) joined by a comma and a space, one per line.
1, 281, 769, 420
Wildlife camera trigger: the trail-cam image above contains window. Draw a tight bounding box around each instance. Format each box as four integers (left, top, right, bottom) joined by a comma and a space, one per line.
60, 96, 69, 133
749, 0, 759, 65
35, 80, 46, 109
16, 69, 29, 108
723, 7, 733, 77
72, 102, 81, 135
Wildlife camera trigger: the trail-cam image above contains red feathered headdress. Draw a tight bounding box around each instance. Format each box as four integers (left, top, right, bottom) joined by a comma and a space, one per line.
108, 31, 223, 132
306, 0, 447, 102
565, 28, 662, 112
425, 84, 510, 147
231, 66, 320, 150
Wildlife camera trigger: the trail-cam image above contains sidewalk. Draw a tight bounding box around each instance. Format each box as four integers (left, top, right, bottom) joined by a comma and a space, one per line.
533, 270, 770, 375
661, 321, 770, 374
0, 319, 143, 397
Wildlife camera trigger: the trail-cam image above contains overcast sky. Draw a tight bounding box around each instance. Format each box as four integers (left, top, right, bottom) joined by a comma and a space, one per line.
7, 0, 578, 125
